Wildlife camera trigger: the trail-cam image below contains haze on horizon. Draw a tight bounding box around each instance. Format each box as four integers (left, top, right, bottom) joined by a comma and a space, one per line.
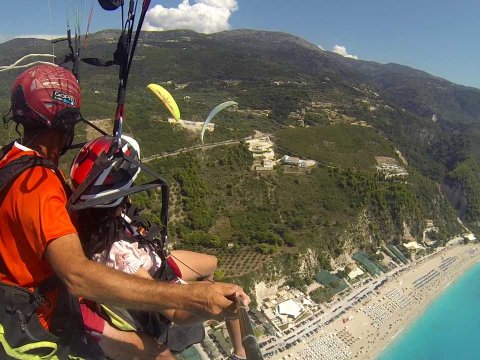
1, 0, 479, 89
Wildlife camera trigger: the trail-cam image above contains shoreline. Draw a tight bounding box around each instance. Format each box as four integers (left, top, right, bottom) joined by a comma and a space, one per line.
269, 244, 480, 360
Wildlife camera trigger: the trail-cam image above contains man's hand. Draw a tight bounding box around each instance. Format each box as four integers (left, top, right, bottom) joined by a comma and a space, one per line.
184, 282, 250, 321
46, 234, 251, 317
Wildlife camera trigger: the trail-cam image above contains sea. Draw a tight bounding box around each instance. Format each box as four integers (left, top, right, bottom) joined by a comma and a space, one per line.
377, 261, 480, 360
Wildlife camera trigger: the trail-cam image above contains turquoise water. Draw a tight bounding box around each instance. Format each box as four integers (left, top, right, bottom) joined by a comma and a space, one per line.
378, 262, 480, 360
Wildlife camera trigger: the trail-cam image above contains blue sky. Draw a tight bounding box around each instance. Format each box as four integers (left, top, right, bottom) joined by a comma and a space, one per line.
1, 0, 480, 88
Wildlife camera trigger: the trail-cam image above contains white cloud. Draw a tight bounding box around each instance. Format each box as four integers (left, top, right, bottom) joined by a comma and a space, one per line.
144, 0, 238, 34
332, 45, 358, 60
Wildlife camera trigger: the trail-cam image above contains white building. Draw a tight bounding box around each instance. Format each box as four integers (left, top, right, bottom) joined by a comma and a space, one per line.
281, 155, 316, 168
258, 159, 275, 170
281, 155, 300, 166
348, 267, 364, 280
167, 118, 215, 133
403, 241, 425, 250
464, 233, 477, 242
246, 135, 275, 160
276, 299, 303, 319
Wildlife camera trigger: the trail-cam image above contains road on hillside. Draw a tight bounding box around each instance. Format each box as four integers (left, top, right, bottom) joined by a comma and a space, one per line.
142, 139, 241, 163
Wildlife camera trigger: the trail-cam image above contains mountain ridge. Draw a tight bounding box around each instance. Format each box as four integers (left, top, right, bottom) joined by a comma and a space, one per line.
1, 28, 478, 288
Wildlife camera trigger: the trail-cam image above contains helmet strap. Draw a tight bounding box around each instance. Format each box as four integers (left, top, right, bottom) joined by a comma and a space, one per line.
68, 151, 113, 208
15, 123, 22, 138
2, 106, 12, 129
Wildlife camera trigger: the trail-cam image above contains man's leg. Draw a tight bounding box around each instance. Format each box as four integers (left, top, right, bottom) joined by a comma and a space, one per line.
81, 302, 175, 360
100, 322, 175, 360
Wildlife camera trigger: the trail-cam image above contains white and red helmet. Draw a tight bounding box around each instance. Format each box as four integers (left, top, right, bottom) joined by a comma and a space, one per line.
70, 135, 141, 208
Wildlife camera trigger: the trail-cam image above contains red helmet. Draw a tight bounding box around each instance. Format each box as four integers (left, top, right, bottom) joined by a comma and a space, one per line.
70, 135, 141, 208
11, 64, 82, 130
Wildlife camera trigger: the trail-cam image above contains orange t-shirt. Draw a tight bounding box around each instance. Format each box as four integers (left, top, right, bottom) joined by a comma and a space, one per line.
0, 142, 77, 329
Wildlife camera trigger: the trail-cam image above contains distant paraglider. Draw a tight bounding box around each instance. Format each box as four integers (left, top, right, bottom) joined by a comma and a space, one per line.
147, 83, 181, 122
201, 101, 238, 143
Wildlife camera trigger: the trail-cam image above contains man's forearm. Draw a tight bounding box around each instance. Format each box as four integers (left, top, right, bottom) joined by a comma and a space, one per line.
68, 259, 192, 312
46, 234, 192, 312
46, 233, 240, 319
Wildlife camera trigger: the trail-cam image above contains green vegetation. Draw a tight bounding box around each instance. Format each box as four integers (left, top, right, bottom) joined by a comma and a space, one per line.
309, 287, 337, 303
0, 29, 476, 290
129, 138, 460, 289
277, 125, 394, 170
311, 270, 348, 302
446, 158, 480, 227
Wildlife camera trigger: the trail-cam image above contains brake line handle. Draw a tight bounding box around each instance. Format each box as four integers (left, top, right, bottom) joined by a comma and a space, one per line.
235, 297, 264, 360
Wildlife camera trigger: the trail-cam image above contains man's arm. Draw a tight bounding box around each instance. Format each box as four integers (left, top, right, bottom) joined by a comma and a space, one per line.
46, 234, 249, 319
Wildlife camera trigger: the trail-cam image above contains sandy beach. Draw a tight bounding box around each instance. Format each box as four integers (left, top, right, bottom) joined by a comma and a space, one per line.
270, 244, 480, 360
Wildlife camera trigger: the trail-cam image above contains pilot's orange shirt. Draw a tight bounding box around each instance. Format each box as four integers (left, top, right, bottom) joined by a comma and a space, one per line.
0, 143, 77, 329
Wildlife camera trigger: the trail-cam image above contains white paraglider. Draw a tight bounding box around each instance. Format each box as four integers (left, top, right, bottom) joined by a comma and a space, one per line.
200, 101, 238, 143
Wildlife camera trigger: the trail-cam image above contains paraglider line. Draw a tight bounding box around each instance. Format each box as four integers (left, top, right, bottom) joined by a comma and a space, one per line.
169, 253, 215, 284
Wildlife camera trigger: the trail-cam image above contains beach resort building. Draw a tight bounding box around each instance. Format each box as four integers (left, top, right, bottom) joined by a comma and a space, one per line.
463, 233, 477, 242
348, 266, 365, 280
281, 155, 317, 168
403, 241, 426, 251
246, 134, 275, 160
276, 299, 303, 319
446, 236, 465, 246
254, 159, 275, 171
167, 118, 215, 133
258, 286, 317, 335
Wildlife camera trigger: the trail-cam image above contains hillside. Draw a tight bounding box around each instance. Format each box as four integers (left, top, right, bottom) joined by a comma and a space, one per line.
0, 29, 476, 289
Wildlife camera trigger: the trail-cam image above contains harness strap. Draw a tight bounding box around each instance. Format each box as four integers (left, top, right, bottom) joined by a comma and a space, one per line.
67, 152, 111, 207
0, 324, 59, 360
69, 180, 164, 211
123, 153, 170, 239
80, 32, 128, 69
125, 203, 151, 228
0, 142, 71, 197
0, 141, 15, 160
0, 156, 58, 192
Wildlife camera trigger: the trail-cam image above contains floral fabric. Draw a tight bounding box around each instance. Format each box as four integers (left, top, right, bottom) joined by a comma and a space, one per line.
93, 239, 162, 276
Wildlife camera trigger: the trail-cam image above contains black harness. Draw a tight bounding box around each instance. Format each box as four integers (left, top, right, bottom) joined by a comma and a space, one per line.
100, 204, 205, 354
0, 141, 103, 360
0, 142, 69, 195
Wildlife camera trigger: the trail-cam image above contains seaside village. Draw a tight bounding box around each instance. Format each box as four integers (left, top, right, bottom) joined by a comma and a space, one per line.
196, 233, 480, 360
151, 115, 479, 360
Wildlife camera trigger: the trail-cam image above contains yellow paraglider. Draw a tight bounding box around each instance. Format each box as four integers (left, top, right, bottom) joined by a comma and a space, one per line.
147, 83, 181, 122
